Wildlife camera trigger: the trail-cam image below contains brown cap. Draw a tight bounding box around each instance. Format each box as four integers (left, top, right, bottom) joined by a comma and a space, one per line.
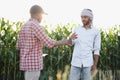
30, 5, 47, 15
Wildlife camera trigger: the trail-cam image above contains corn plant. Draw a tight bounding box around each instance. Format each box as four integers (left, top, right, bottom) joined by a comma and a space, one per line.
0, 18, 120, 80
0, 18, 23, 80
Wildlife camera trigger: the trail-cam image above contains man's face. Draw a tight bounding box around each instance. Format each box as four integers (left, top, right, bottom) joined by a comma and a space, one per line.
36, 12, 43, 23
81, 16, 91, 25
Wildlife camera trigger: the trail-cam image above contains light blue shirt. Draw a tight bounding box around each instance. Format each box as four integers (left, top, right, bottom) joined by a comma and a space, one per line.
71, 26, 101, 67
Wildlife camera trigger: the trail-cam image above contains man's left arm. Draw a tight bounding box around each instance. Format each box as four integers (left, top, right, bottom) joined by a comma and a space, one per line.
92, 31, 101, 72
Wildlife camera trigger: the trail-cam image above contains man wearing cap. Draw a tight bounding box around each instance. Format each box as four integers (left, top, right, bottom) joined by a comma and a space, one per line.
69, 9, 101, 80
16, 5, 77, 80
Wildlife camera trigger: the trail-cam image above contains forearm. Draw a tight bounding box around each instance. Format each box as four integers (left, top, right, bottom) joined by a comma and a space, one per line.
53, 33, 77, 47
54, 39, 69, 46
93, 55, 99, 66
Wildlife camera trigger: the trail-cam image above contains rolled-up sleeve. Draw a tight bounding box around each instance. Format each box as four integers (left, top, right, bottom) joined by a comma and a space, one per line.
93, 31, 101, 55
32, 24, 56, 48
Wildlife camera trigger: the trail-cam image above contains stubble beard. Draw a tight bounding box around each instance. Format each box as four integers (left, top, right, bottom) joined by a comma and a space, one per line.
83, 20, 92, 26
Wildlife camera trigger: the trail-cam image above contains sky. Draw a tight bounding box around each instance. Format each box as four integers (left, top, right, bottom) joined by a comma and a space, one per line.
0, 0, 120, 29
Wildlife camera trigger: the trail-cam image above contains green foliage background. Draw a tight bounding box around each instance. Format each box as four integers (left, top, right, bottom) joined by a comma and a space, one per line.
0, 18, 120, 80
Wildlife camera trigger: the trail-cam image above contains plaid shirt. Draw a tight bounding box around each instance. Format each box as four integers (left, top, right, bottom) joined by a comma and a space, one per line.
17, 19, 56, 71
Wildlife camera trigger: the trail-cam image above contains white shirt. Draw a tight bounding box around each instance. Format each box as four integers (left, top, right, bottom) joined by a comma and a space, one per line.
71, 26, 101, 67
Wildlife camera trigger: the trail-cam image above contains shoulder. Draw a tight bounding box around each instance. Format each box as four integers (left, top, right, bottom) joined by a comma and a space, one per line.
73, 26, 82, 31
92, 27, 100, 35
26, 20, 43, 30
92, 27, 100, 32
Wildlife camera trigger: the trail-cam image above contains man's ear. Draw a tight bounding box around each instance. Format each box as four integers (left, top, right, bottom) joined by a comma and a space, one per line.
89, 18, 92, 22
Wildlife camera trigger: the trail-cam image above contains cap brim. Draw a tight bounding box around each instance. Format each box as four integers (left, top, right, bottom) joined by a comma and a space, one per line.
44, 12, 48, 15
42, 11, 48, 15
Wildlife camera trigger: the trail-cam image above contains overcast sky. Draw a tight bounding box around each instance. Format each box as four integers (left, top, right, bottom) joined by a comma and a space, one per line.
0, 0, 120, 28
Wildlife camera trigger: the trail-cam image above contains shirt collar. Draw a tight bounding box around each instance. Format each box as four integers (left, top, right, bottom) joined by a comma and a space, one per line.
82, 26, 93, 30
29, 18, 39, 23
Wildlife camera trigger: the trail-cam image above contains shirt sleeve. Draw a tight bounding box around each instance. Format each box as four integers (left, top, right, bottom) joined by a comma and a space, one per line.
32, 24, 56, 48
93, 31, 101, 55
71, 27, 77, 45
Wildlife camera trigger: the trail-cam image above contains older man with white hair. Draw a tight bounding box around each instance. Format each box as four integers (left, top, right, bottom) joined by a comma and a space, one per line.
69, 9, 101, 80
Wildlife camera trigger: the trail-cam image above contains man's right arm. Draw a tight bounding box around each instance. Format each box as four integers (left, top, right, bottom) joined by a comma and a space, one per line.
32, 25, 56, 48
32, 24, 77, 48
32, 25, 73, 48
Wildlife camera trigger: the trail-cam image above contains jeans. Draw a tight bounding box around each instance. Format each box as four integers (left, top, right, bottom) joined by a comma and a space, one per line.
69, 65, 91, 80
25, 71, 40, 80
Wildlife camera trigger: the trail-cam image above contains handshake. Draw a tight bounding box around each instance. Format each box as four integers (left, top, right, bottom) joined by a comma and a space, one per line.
55, 33, 77, 46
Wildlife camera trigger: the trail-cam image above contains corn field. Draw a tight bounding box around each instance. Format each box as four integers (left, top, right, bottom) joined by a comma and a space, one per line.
0, 18, 120, 80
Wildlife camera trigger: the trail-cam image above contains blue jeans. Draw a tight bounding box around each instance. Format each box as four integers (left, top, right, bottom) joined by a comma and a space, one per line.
69, 66, 91, 80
